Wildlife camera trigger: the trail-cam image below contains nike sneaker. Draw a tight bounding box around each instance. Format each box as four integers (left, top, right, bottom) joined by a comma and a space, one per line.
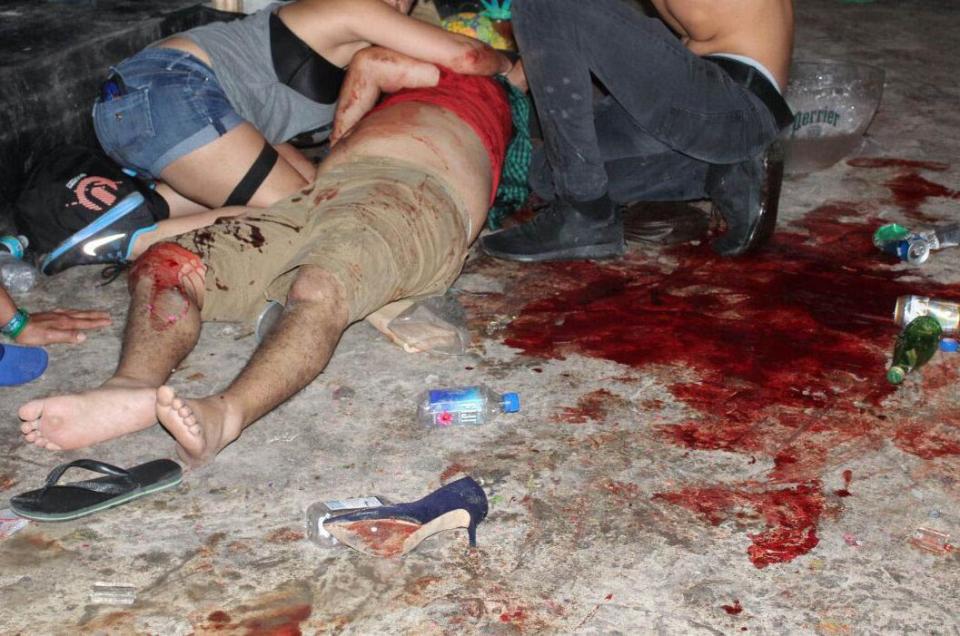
40, 190, 163, 275
13, 145, 169, 275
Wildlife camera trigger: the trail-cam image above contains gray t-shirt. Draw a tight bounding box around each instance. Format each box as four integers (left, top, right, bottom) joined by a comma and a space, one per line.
184, 3, 337, 144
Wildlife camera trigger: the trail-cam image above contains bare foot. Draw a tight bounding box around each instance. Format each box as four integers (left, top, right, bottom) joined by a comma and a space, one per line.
156, 386, 240, 467
18, 380, 159, 451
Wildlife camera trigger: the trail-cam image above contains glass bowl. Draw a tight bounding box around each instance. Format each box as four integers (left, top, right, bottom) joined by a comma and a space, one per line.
781, 60, 885, 174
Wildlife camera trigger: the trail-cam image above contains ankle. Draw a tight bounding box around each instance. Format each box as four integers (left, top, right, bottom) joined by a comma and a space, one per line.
567, 193, 615, 221
206, 393, 246, 441
103, 375, 157, 390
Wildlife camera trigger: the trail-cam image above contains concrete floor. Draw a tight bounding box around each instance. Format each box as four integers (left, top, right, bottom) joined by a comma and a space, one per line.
2, 0, 960, 633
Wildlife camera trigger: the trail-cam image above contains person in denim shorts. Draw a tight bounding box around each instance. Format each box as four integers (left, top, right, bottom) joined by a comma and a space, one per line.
45, 0, 514, 274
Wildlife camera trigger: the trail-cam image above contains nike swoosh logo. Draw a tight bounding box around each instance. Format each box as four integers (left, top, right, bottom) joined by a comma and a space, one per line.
83, 233, 126, 256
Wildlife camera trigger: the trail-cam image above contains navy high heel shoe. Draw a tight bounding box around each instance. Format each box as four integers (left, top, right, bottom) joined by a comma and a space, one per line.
324, 476, 488, 557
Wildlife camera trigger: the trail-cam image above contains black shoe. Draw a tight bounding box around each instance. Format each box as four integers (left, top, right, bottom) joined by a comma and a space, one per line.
481, 195, 625, 262
707, 141, 784, 257
40, 191, 161, 275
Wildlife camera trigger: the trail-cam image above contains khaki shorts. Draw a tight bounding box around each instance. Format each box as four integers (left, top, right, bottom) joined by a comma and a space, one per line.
174, 156, 470, 325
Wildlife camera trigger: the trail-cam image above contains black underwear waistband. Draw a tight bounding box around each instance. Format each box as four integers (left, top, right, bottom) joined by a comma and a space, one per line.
705, 56, 794, 131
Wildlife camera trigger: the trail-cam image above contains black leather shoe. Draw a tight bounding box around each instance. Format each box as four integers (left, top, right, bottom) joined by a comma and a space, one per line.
481, 196, 625, 262
707, 141, 785, 257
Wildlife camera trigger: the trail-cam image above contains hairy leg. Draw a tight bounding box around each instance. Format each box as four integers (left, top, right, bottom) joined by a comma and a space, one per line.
19, 244, 206, 451
157, 266, 350, 466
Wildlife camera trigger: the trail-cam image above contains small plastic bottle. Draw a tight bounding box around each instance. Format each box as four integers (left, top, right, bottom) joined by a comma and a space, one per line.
0, 235, 38, 293
417, 384, 520, 428
305, 496, 389, 547
888, 315, 943, 385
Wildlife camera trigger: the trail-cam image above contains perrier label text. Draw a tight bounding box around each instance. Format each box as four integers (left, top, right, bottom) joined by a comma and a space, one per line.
793, 109, 841, 132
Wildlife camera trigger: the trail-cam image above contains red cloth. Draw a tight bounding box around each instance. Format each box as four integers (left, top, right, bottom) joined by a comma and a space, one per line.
372, 68, 512, 204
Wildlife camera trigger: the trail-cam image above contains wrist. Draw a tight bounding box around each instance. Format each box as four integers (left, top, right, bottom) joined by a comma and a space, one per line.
1, 308, 30, 341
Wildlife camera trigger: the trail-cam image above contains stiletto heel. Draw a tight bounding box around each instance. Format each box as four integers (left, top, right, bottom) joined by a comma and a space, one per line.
324, 476, 488, 557
467, 519, 478, 547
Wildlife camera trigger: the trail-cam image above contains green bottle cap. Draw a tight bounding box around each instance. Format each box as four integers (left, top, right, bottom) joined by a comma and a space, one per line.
873, 223, 910, 248
887, 366, 905, 384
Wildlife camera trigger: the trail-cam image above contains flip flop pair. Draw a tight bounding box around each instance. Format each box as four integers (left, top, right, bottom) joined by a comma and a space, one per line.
9, 459, 182, 522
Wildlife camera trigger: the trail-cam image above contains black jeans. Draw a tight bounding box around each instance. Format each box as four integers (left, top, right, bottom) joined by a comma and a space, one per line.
514, 0, 783, 204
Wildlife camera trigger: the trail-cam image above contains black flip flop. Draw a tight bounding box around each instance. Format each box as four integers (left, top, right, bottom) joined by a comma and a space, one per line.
9, 459, 182, 522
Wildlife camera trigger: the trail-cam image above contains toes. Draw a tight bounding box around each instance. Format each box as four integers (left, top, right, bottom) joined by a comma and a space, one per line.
20, 421, 38, 434
18, 400, 44, 422
23, 431, 38, 442
156, 386, 176, 407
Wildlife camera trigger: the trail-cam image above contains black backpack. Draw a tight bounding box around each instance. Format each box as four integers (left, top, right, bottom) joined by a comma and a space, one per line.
14, 145, 167, 255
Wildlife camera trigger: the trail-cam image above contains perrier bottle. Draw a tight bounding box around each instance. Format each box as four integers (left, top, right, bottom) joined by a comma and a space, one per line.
887, 315, 943, 384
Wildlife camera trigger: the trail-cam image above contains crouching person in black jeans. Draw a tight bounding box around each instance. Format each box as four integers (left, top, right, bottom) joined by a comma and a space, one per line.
482, 0, 795, 261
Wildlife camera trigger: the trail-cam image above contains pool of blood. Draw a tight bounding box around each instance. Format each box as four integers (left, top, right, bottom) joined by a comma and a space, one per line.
475, 169, 960, 567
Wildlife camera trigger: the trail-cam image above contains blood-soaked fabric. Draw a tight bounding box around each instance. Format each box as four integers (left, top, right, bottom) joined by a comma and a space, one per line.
373, 68, 512, 203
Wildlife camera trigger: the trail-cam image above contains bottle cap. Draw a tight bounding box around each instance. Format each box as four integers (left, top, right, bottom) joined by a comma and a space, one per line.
502, 392, 520, 413
886, 366, 905, 385
940, 338, 958, 353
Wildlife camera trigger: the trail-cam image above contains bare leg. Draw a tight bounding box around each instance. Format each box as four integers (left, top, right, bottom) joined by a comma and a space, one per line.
155, 182, 209, 219
276, 142, 317, 183
19, 246, 206, 451
126, 134, 315, 257
160, 122, 309, 209
157, 266, 349, 466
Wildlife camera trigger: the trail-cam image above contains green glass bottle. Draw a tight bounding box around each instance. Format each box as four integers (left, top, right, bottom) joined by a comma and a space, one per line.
887, 315, 943, 384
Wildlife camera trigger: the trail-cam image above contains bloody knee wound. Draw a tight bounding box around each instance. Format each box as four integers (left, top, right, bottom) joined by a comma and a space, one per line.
129, 243, 206, 328
129, 243, 204, 294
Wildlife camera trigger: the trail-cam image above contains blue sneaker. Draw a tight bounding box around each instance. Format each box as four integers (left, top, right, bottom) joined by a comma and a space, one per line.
40, 190, 162, 275
0, 343, 48, 386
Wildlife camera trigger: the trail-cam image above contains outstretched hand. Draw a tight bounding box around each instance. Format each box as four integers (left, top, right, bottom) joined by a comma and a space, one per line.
15, 309, 112, 346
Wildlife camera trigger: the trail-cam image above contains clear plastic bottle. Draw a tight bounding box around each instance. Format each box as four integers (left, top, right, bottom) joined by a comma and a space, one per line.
305, 496, 389, 547
417, 384, 520, 428
0, 235, 38, 293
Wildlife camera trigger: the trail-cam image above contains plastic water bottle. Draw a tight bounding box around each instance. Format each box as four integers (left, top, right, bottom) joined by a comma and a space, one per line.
0, 235, 38, 293
874, 222, 960, 265
305, 496, 390, 547
888, 316, 943, 385
417, 384, 520, 428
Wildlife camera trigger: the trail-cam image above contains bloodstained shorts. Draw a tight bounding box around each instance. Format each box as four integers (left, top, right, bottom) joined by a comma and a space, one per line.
173, 156, 470, 325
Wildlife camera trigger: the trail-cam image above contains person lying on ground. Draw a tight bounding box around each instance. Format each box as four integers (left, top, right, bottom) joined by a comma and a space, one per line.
42, 0, 515, 274
19, 47, 516, 465
481, 0, 795, 262
1, 284, 110, 346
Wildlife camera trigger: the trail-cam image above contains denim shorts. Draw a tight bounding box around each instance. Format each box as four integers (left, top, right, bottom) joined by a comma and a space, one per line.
92, 48, 244, 179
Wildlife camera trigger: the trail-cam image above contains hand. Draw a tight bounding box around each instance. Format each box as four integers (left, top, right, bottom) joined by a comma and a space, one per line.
505, 58, 527, 93
14, 309, 112, 346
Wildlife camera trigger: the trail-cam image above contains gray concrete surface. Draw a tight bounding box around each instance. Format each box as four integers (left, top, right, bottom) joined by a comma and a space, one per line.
2, 0, 959, 633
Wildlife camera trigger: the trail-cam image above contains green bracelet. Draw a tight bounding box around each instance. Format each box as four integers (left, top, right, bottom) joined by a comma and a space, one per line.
1, 308, 29, 341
